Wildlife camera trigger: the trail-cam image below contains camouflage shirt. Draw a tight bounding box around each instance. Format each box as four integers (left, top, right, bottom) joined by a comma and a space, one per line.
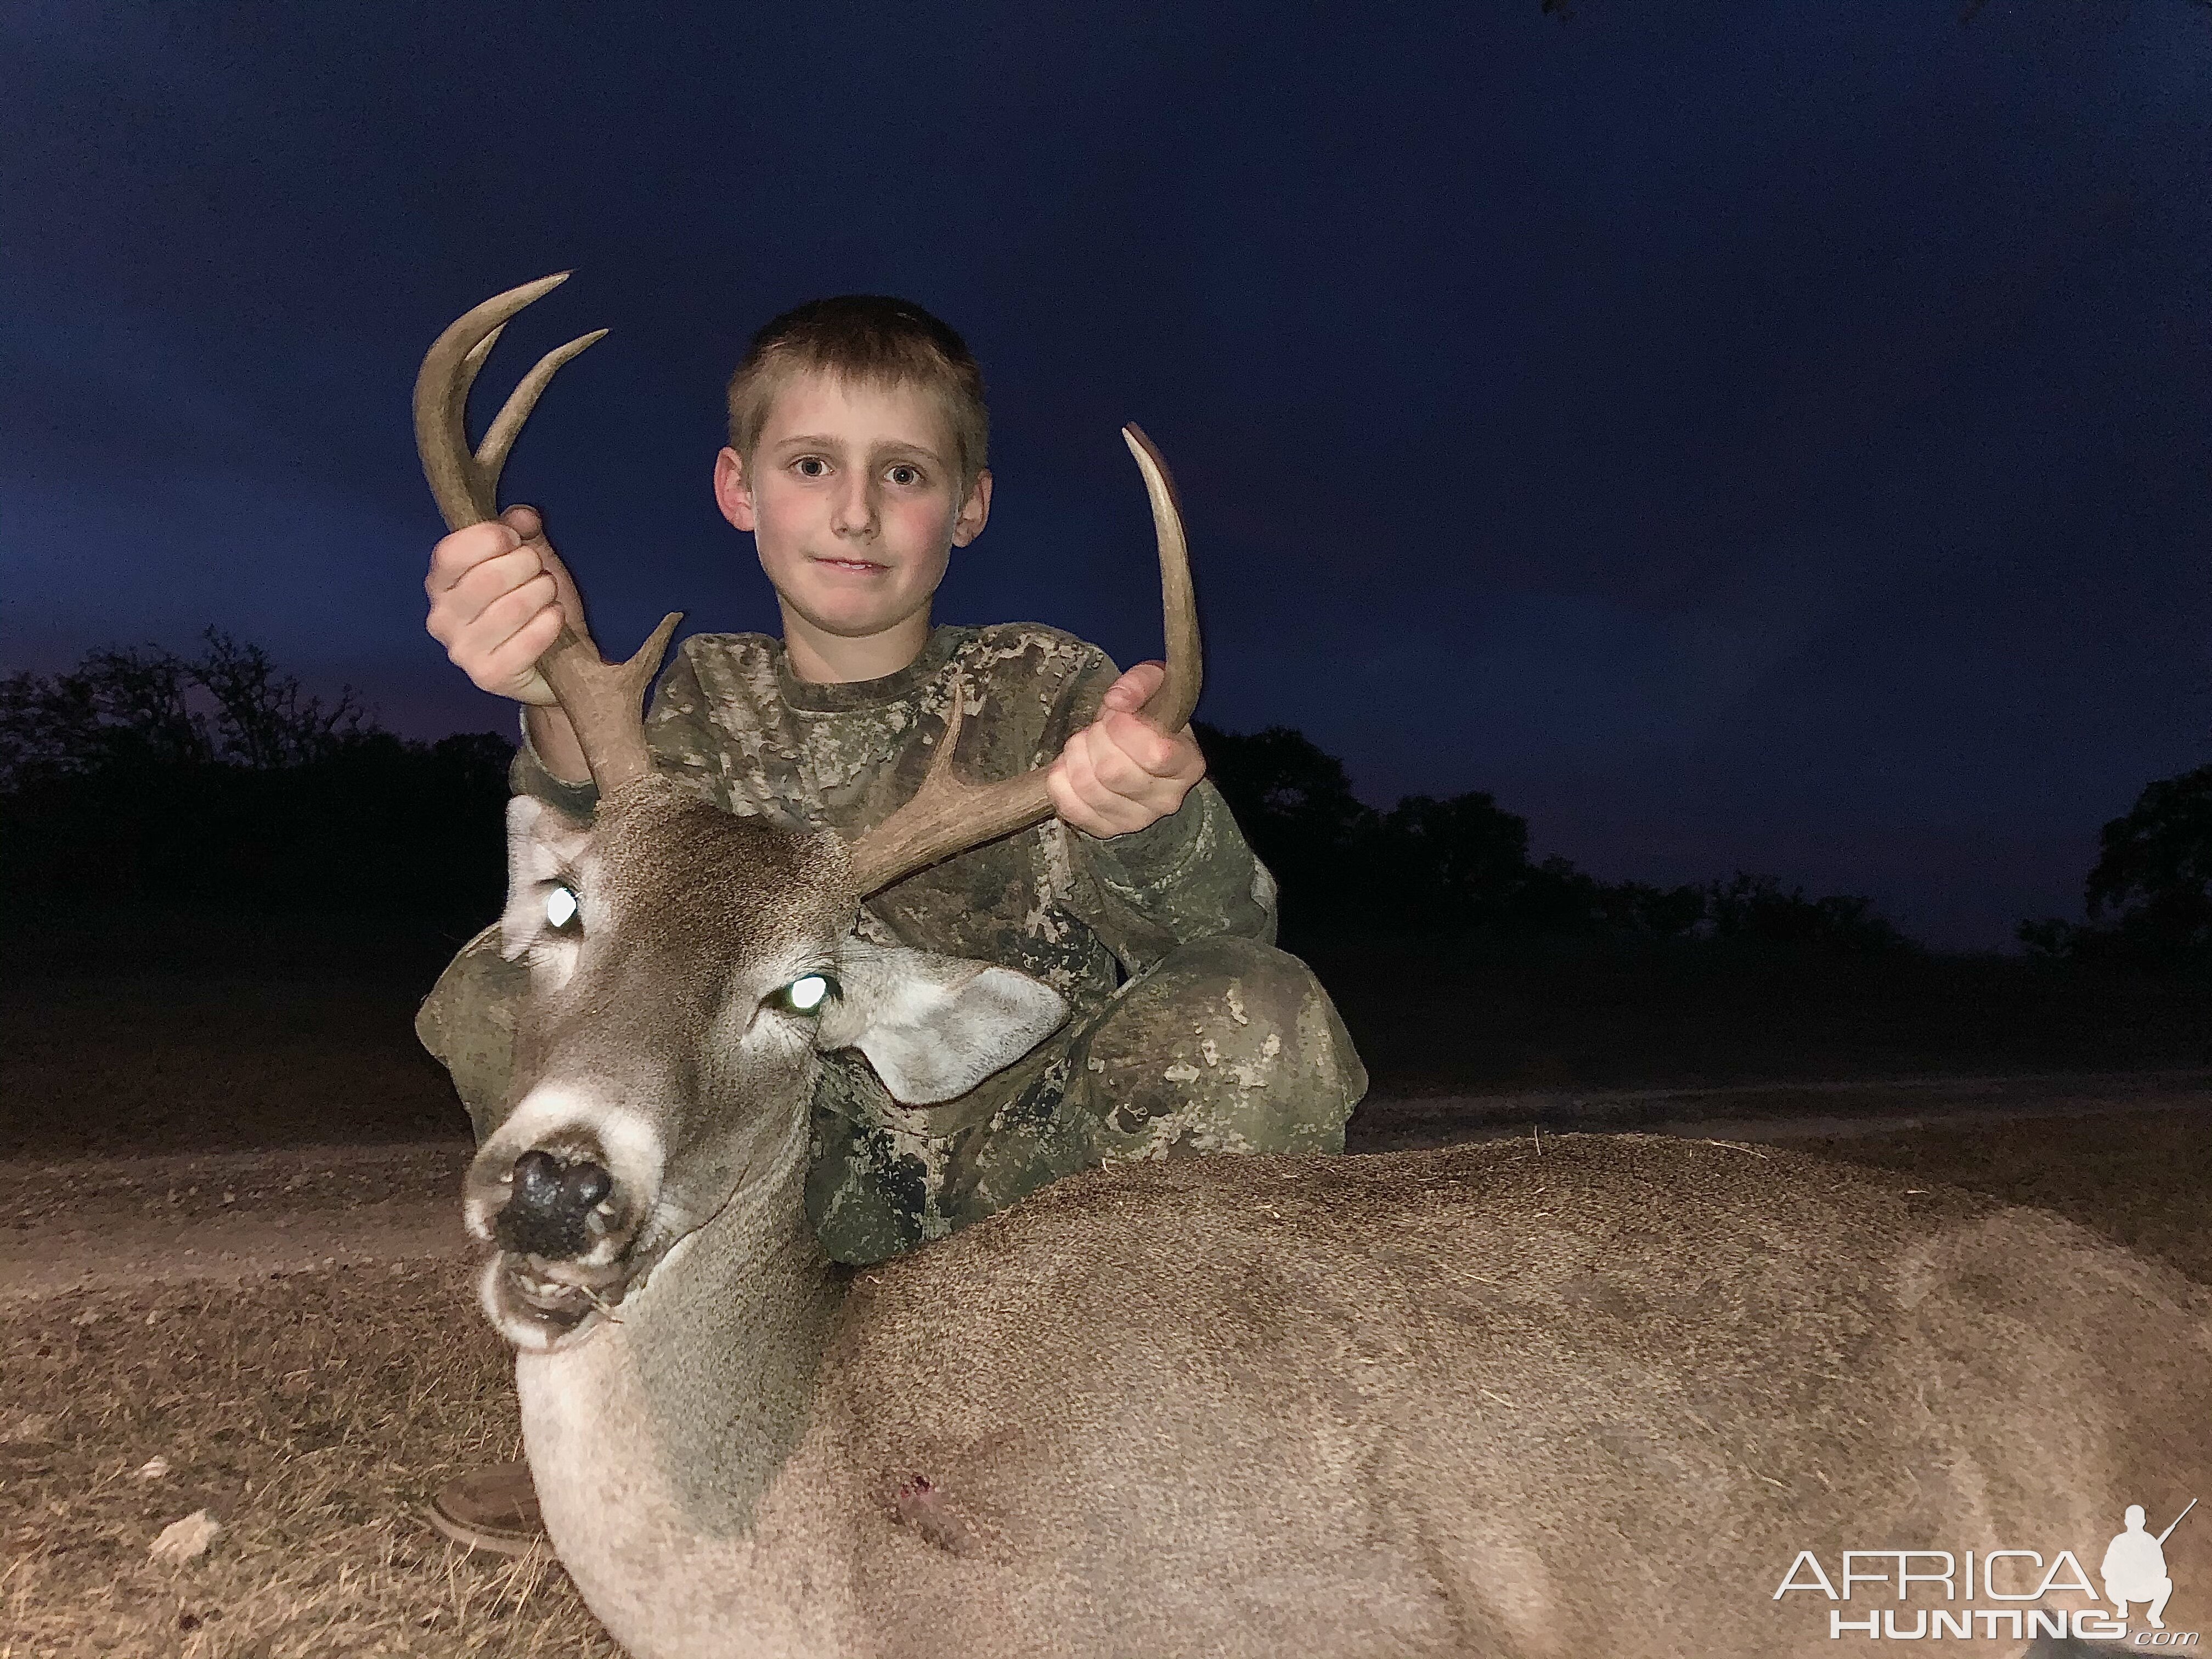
511, 623, 1278, 1110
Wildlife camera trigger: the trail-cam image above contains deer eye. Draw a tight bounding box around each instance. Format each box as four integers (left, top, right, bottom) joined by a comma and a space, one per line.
545, 885, 580, 931
771, 973, 838, 1014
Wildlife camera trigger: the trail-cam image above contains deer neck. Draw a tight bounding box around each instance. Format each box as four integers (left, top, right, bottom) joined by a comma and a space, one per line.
515, 1109, 847, 1545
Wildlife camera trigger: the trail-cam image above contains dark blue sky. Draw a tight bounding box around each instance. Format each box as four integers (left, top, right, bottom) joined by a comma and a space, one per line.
7, 0, 2211, 949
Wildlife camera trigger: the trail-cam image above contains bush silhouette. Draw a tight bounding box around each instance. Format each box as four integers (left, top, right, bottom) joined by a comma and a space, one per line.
1194, 721, 1908, 957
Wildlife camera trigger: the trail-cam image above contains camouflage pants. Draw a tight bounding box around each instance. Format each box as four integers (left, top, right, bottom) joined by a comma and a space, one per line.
416, 931, 1366, 1265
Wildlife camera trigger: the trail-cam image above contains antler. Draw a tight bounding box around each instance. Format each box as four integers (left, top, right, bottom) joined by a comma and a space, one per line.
413, 273, 680, 797
847, 423, 1201, 895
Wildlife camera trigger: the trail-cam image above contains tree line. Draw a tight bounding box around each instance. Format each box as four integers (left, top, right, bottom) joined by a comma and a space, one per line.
0, 633, 511, 925
8, 634, 2202, 969
1194, 724, 1910, 958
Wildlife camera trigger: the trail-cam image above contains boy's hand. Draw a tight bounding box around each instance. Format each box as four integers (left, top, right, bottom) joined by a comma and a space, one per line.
425, 505, 592, 706
1048, 661, 1206, 838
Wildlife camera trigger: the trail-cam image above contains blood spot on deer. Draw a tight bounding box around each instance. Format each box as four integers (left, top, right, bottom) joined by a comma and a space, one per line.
890, 1473, 989, 1559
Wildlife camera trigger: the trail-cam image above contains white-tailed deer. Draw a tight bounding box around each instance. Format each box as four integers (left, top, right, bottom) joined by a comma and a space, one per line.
415, 275, 2212, 1658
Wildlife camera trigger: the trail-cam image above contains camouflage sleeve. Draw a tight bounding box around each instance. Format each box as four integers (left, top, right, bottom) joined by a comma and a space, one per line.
507, 642, 727, 816
507, 712, 595, 818
1045, 649, 1280, 965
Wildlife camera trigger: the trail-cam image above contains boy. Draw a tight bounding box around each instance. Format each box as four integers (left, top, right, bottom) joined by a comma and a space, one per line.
414, 296, 1367, 1549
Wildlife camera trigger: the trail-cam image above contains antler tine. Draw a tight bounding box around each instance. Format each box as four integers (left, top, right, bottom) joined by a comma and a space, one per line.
454, 323, 507, 442
847, 424, 1200, 896
1121, 422, 1201, 732
415, 272, 582, 530
413, 274, 679, 799
539, 609, 685, 795
476, 325, 610, 484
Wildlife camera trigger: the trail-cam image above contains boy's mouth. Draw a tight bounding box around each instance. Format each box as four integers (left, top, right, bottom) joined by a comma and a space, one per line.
811, 556, 886, 575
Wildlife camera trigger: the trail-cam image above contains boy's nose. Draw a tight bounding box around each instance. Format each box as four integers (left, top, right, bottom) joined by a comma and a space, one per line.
831, 479, 877, 537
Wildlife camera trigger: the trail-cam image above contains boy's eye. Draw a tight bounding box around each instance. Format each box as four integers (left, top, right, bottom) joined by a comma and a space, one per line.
887, 464, 921, 487
794, 457, 828, 479
771, 973, 839, 1014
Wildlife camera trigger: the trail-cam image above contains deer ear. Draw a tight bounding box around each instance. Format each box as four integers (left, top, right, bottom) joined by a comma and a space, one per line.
817, 941, 1069, 1105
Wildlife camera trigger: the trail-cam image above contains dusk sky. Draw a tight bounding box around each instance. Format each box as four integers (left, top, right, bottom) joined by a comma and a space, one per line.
7, 0, 2211, 950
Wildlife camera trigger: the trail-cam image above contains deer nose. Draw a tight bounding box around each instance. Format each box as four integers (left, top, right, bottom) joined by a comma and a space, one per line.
495, 1148, 616, 1259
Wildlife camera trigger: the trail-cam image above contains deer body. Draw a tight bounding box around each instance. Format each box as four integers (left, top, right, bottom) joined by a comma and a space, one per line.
415, 279, 2210, 1658
510, 1107, 2212, 1659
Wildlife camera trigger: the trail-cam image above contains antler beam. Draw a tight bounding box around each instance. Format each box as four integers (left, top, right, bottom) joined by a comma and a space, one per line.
413, 274, 680, 797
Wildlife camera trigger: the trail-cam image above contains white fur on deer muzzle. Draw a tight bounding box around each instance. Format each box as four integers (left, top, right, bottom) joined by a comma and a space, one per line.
467, 1090, 665, 1350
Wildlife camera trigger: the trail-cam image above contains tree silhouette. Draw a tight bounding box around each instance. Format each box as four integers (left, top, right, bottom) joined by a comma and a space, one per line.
2017, 763, 2212, 971
1195, 720, 1904, 954
2, 635, 505, 923
5, 646, 1913, 954
1702, 872, 1911, 955
0, 629, 363, 788
189, 631, 366, 769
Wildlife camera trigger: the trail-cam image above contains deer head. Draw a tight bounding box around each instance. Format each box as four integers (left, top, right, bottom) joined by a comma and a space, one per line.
414, 274, 1201, 1352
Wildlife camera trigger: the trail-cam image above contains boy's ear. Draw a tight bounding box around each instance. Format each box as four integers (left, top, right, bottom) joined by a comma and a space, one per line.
951, 467, 992, 548
714, 447, 757, 532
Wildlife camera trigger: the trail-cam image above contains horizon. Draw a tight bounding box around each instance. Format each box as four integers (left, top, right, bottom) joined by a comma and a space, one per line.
7, 1, 2212, 950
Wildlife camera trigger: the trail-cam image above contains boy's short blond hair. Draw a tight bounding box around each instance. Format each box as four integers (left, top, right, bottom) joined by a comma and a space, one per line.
726, 296, 989, 497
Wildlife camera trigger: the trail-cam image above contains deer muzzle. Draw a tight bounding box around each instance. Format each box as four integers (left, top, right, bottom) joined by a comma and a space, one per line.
465, 1108, 666, 1350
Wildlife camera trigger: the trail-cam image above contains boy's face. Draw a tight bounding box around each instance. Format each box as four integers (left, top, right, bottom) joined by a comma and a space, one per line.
714, 370, 989, 646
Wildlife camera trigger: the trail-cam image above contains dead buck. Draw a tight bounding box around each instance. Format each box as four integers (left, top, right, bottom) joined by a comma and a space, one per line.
415, 275, 2212, 1658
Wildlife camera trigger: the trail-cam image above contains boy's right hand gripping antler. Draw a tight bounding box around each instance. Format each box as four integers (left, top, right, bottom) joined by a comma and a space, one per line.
413, 273, 680, 796
424, 501, 585, 709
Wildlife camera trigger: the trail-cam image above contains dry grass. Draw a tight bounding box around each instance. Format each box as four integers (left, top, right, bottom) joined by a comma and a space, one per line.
6, 1096, 2210, 1656
0, 1260, 615, 1658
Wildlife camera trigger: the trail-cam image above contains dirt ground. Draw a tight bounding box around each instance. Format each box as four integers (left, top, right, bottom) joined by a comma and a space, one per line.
4, 1077, 2210, 1656
10, 1068, 2207, 1300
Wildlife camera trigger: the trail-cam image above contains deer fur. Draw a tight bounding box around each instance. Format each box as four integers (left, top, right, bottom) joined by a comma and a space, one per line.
467, 776, 2212, 1659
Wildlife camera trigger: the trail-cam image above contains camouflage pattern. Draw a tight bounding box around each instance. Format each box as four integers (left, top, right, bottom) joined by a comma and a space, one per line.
416, 622, 1368, 1263
805, 933, 1364, 1264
